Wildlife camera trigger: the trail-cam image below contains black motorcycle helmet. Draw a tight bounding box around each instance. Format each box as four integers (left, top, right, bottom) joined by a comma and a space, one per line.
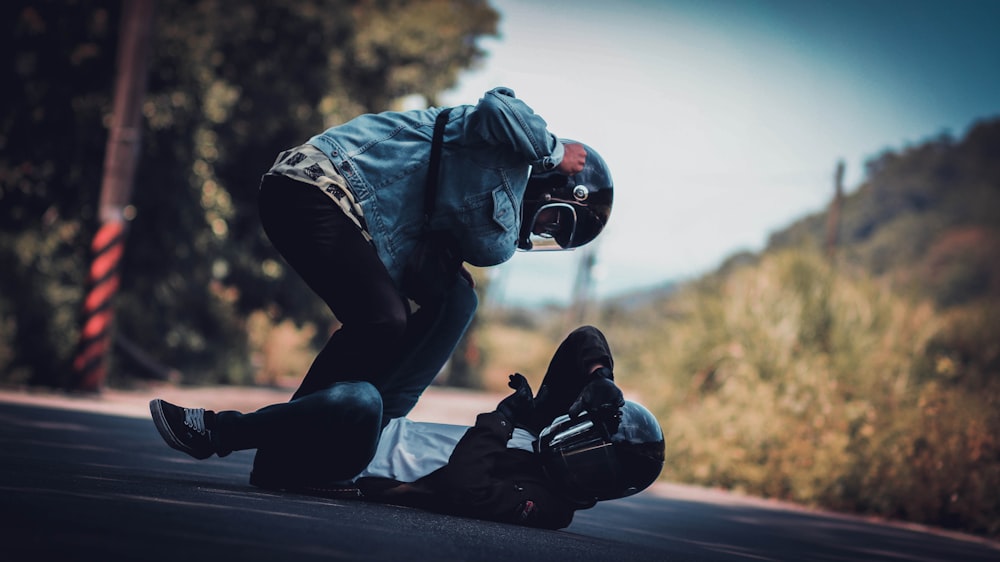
536, 401, 664, 503
517, 140, 613, 251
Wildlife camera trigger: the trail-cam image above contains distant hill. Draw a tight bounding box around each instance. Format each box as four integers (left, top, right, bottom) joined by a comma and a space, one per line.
766, 117, 1000, 307
603, 281, 679, 310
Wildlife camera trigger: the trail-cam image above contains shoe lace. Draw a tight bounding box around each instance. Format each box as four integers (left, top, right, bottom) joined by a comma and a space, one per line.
184, 408, 207, 435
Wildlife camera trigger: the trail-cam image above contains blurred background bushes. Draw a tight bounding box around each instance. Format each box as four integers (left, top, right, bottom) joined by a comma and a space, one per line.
586, 118, 1000, 536
1, 0, 999, 539
0, 0, 498, 387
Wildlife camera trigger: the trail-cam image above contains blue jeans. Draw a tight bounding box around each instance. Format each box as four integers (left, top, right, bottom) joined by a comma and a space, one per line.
258, 174, 478, 412
252, 175, 479, 484
376, 275, 478, 419
238, 279, 476, 485
216, 382, 383, 482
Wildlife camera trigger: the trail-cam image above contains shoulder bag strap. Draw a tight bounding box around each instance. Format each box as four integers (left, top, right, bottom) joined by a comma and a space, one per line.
423, 107, 453, 224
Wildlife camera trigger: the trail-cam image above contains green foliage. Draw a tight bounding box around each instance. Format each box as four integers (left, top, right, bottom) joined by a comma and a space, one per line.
599, 249, 1000, 535
0, 1, 115, 386
586, 118, 1000, 537
0, 0, 497, 386
769, 118, 1000, 300
346, 0, 499, 109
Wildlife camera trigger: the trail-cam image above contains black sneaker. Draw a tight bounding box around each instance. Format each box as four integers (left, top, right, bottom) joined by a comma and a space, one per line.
149, 399, 219, 460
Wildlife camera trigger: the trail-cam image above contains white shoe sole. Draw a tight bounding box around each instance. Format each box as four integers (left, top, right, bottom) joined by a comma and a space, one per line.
149, 399, 211, 459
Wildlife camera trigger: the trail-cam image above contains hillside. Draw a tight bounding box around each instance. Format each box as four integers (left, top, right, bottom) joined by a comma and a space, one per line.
563, 116, 1000, 538
768, 117, 1000, 306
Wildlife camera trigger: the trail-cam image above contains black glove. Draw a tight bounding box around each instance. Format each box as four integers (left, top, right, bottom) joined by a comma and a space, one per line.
568, 371, 624, 420
496, 373, 534, 426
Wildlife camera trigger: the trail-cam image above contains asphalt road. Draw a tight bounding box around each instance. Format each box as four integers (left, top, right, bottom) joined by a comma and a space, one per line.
1, 399, 998, 561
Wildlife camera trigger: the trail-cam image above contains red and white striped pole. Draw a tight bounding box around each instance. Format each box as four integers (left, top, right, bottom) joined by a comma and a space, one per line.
73, 220, 127, 391
72, 0, 155, 392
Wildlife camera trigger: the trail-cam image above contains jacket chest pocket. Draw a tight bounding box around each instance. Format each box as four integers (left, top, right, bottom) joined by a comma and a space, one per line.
491, 185, 516, 232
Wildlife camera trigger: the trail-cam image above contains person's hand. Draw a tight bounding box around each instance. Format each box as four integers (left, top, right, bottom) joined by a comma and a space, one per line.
568, 375, 624, 420
557, 142, 587, 175
496, 373, 534, 425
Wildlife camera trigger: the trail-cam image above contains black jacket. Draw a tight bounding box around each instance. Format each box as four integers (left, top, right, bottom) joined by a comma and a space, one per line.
358, 326, 614, 529
358, 411, 591, 529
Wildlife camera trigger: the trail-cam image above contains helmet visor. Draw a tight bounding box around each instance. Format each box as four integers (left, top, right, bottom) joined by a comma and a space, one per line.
538, 415, 619, 502
522, 203, 577, 251
538, 405, 665, 502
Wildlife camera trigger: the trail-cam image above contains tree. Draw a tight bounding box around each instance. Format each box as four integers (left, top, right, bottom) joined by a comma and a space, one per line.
0, 0, 498, 386
1, 1, 121, 385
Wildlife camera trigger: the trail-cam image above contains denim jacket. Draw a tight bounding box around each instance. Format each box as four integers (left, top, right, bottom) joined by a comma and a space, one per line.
307, 87, 565, 285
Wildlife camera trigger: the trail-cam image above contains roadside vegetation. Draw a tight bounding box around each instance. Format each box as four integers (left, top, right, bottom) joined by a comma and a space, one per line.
2, 0, 998, 538
476, 119, 1000, 537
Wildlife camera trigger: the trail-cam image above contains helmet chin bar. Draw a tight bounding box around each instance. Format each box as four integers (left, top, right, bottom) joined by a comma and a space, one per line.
518, 202, 578, 251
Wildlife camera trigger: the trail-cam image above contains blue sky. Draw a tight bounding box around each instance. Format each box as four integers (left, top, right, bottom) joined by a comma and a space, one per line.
439, 0, 1000, 307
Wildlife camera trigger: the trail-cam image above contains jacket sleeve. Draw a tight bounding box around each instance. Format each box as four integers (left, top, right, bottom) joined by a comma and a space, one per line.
441, 411, 579, 529
466, 87, 565, 170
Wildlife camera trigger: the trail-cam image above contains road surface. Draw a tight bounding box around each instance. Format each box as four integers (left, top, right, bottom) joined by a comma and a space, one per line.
1, 388, 997, 561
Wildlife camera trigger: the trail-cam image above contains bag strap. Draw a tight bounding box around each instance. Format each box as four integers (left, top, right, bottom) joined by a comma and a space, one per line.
423, 107, 453, 224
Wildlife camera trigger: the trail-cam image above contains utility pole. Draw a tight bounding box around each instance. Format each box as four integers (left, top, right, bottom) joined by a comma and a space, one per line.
72, 0, 156, 392
824, 160, 845, 261
567, 245, 598, 328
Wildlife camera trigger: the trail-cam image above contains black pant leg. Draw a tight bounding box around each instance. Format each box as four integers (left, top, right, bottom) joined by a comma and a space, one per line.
225, 382, 383, 485
529, 325, 615, 431
257, 175, 409, 399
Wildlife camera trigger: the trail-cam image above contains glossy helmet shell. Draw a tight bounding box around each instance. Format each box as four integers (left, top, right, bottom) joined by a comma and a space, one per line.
518, 140, 613, 251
